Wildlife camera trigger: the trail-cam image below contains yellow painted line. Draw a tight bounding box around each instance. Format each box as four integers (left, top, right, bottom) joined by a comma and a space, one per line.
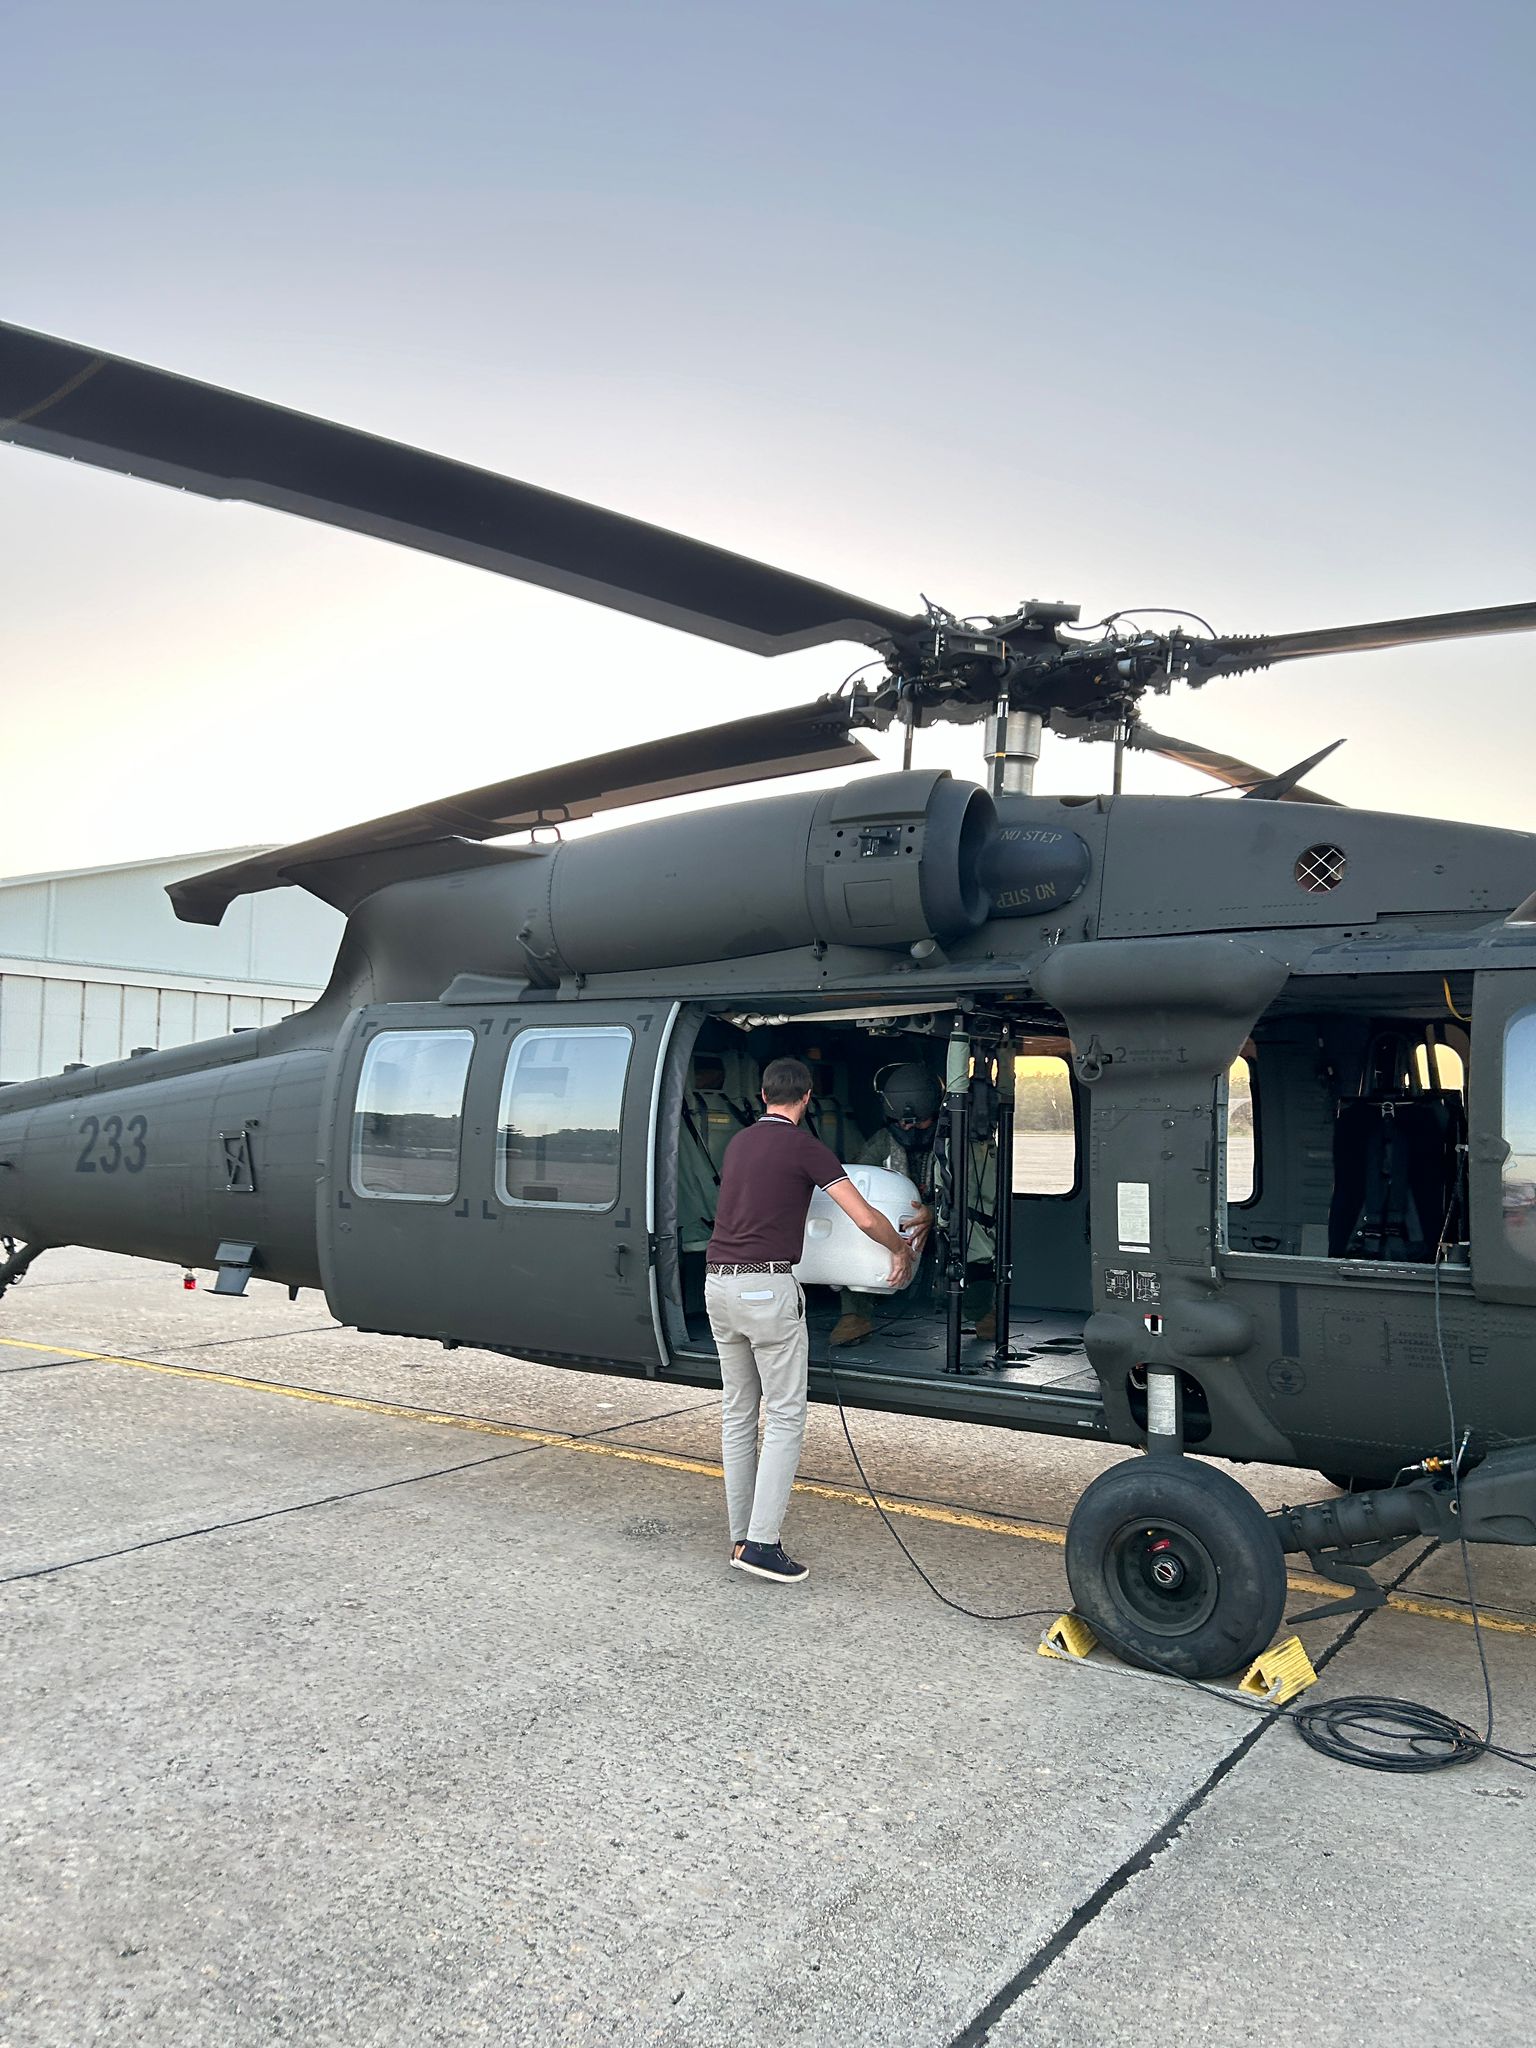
4, 1335, 1535, 1638
0, 1335, 627, 1449
1377, 1592, 1535, 1637
0, 1337, 1070, 1542
796, 1477, 1065, 1549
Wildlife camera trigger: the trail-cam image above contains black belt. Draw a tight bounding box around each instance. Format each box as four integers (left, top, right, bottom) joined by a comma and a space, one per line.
706, 1261, 795, 1275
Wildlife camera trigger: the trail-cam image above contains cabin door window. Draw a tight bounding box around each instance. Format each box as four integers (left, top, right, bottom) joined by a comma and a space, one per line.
1221, 1055, 1259, 1209
498, 1027, 634, 1210
350, 1029, 475, 1203
1011, 1053, 1078, 1196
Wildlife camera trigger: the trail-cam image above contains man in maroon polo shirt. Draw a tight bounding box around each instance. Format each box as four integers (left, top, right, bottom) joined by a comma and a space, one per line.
706, 1054, 914, 1583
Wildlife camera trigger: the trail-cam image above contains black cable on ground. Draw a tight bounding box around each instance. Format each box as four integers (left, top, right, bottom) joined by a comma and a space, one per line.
1290, 1695, 1504, 1773
826, 1352, 1536, 1776
1252, 1190, 1532, 1776
827, 1356, 1058, 1626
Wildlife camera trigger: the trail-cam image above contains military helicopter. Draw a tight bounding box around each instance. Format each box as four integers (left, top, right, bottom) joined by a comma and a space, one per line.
4, 319, 1536, 1682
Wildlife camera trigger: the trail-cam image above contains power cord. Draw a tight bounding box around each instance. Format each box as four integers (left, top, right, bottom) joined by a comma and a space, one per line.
827, 1355, 1058, 1626
1049, 1558, 1534, 1775
1288, 1694, 1505, 1773
824, 1340, 1536, 1775
822, 1068, 1535, 1773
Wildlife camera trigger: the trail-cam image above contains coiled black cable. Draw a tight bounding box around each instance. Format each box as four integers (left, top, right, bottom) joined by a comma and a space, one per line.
1291, 1696, 1488, 1772
825, 1343, 1536, 1775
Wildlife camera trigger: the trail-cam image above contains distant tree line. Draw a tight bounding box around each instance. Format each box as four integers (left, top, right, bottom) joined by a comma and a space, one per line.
1015, 1067, 1073, 1132
1011, 1065, 1253, 1136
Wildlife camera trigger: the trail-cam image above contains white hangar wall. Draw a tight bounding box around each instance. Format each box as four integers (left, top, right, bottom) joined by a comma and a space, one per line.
0, 967, 311, 1080
0, 849, 345, 1084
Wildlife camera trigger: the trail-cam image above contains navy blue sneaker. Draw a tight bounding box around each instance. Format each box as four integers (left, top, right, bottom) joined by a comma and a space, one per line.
732, 1540, 809, 1584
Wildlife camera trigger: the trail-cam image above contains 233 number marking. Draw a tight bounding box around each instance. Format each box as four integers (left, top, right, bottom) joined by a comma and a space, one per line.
76, 1114, 148, 1174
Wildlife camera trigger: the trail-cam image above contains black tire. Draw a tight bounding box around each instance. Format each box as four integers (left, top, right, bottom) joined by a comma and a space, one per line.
1065, 1459, 1287, 1681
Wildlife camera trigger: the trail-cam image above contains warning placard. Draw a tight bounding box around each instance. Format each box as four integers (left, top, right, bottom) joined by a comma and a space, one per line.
1117, 1180, 1151, 1252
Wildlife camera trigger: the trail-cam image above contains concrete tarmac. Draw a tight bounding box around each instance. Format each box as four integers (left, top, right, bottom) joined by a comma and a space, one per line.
3, 1251, 1532, 2047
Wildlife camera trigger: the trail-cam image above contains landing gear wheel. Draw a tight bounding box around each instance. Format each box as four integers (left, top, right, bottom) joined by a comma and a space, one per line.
1065, 1459, 1287, 1681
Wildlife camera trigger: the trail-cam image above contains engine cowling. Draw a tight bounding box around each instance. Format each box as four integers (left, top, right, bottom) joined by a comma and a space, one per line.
533, 771, 996, 974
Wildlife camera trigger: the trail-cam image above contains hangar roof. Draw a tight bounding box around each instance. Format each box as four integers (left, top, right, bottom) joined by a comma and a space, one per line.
0, 848, 344, 988
0, 847, 265, 890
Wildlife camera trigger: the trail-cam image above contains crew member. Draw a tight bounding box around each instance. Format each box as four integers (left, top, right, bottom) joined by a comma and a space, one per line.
830, 1061, 997, 1347
706, 1054, 913, 1583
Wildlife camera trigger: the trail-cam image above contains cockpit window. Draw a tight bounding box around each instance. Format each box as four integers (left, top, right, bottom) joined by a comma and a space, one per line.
1414, 1041, 1465, 1094
1503, 1007, 1536, 1258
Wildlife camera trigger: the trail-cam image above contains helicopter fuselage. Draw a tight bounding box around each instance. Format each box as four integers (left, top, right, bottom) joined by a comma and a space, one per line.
3, 781, 1535, 1500
9, 312, 1536, 1674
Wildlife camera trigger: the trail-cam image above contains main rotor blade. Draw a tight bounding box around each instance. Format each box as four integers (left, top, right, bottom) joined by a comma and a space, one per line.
167, 696, 875, 925
1200, 599, 1536, 675
0, 322, 917, 657
1238, 737, 1346, 802
1130, 725, 1341, 804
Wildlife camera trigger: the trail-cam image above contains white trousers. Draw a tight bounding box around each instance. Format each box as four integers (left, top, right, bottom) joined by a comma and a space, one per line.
705, 1272, 809, 1545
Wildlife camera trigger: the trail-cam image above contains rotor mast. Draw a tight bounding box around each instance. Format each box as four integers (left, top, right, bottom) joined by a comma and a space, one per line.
985, 700, 1044, 797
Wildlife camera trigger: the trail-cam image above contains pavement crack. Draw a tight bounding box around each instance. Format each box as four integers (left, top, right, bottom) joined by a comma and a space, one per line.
157, 1324, 341, 1352
576, 1397, 718, 1439
0, 1439, 555, 1587
945, 1713, 1276, 2048
0, 1276, 120, 1291
0, 1355, 98, 1375
0, 1387, 718, 1588
945, 1547, 1433, 2047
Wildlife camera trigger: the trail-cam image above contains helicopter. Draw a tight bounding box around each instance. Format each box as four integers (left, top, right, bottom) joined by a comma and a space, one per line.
4, 317, 1536, 1682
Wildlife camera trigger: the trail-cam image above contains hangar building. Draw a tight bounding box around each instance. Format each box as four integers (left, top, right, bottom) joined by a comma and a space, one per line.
0, 850, 344, 1085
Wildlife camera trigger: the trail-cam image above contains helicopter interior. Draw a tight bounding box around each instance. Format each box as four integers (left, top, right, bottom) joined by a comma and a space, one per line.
659, 971, 1473, 1395
1229, 979, 1471, 1268
659, 1006, 1092, 1390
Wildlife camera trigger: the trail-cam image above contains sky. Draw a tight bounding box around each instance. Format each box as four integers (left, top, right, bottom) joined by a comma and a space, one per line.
3, 0, 1534, 878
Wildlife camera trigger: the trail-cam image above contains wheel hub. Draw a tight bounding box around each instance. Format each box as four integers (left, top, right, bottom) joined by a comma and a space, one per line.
1147, 1540, 1186, 1591
1106, 1518, 1220, 1638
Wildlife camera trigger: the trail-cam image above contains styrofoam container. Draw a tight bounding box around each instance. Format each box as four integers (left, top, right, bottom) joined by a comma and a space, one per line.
793, 1162, 923, 1293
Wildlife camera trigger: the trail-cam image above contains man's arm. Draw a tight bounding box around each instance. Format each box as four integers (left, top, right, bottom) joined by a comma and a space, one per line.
900, 1200, 933, 1256
825, 1178, 915, 1288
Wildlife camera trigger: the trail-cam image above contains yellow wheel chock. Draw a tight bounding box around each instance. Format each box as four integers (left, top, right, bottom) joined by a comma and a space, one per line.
1038, 1612, 1099, 1661
1237, 1635, 1318, 1705
1038, 1613, 1318, 1708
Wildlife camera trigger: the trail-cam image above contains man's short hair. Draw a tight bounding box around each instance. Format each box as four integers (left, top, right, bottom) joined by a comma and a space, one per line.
762, 1055, 814, 1106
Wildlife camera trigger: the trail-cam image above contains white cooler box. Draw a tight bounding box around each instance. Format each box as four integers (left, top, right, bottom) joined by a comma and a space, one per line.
793, 1162, 922, 1294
